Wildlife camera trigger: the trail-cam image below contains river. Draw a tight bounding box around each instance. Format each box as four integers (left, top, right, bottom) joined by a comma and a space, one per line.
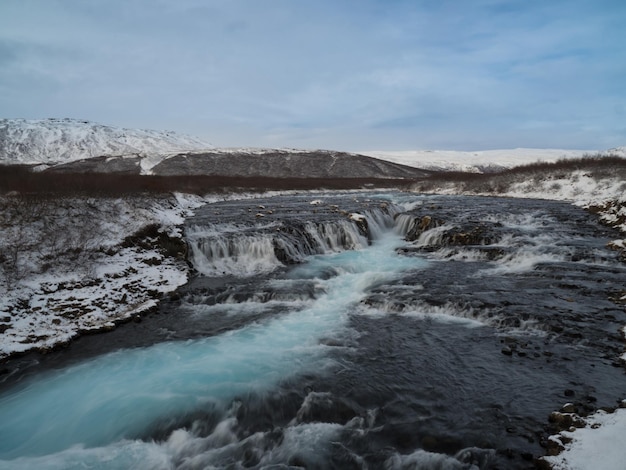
1, 192, 625, 469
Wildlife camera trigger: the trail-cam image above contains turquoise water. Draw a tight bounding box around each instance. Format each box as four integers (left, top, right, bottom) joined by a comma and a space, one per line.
0, 227, 425, 467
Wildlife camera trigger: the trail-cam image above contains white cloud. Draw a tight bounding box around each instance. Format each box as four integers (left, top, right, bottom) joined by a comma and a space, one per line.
0, 0, 624, 150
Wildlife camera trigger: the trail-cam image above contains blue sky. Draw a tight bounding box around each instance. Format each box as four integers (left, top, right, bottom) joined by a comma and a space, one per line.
1, 0, 624, 150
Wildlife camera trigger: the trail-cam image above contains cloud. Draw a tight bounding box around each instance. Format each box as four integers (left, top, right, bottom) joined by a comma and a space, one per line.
0, 0, 624, 150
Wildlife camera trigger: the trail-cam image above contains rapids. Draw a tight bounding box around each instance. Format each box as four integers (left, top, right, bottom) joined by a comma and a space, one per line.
1, 192, 625, 469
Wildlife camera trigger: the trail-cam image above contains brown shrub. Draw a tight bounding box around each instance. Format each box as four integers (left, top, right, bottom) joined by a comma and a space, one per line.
0, 165, 416, 196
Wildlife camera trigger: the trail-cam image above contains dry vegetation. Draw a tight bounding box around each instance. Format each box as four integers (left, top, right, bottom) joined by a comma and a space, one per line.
0, 195, 127, 286
3, 154, 624, 288
412, 154, 626, 194
0, 165, 414, 195
0, 165, 416, 287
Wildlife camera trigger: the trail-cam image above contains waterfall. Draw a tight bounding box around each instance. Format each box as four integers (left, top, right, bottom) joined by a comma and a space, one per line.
186, 204, 400, 276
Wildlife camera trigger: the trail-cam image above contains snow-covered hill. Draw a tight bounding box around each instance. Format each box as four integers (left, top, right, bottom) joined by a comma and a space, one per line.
360, 148, 597, 173
607, 146, 626, 157
2, 118, 623, 176
0, 118, 213, 165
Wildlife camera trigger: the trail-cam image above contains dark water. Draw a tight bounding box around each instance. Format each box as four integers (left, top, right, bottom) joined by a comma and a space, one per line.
1, 192, 625, 469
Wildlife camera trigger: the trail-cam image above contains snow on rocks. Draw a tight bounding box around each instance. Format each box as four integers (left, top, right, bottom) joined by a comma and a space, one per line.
0, 193, 203, 361
0, 247, 188, 358
0, 190, 323, 361
584, 196, 626, 235
540, 405, 626, 470
349, 213, 366, 222
501, 171, 626, 206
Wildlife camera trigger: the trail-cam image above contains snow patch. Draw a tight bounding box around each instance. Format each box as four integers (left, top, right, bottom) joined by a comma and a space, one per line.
349, 213, 366, 222
0, 194, 204, 360
542, 406, 626, 470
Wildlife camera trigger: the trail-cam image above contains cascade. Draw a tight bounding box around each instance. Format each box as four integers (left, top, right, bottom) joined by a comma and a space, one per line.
186, 203, 400, 276
0, 196, 427, 465
2, 193, 626, 469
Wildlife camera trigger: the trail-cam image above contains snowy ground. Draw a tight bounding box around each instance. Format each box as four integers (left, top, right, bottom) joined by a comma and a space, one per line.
0, 193, 208, 360
362, 147, 626, 172
540, 405, 626, 470
0, 190, 314, 361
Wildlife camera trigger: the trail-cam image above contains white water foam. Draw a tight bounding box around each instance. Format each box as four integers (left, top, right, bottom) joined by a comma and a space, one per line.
394, 213, 420, 237
0, 227, 426, 467
187, 218, 376, 277
183, 298, 313, 318
386, 446, 495, 469
189, 233, 283, 276
411, 224, 456, 248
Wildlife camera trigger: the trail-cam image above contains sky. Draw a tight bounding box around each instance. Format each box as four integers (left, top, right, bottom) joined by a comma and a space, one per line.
1, 0, 625, 151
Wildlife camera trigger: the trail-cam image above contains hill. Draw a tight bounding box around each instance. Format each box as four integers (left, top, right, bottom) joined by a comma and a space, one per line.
0, 118, 213, 165
0, 118, 430, 180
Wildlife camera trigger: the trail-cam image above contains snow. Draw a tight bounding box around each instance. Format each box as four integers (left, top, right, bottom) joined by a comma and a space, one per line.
503, 172, 625, 207
0, 190, 319, 361
411, 160, 626, 470
606, 146, 626, 157
1, 247, 187, 358
1, 117, 619, 177
541, 406, 626, 470
1, 116, 626, 467
361, 148, 595, 172
0, 118, 213, 166
0, 194, 200, 360
349, 213, 366, 222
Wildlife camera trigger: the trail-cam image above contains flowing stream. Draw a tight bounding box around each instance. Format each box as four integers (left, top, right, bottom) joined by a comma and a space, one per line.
1, 192, 625, 469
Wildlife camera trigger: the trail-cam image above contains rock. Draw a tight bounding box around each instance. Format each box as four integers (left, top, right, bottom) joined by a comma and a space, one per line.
544, 436, 566, 456
293, 392, 357, 425
405, 218, 501, 247
535, 458, 554, 470
349, 213, 369, 235
549, 412, 573, 430
405, 215, 441, 241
